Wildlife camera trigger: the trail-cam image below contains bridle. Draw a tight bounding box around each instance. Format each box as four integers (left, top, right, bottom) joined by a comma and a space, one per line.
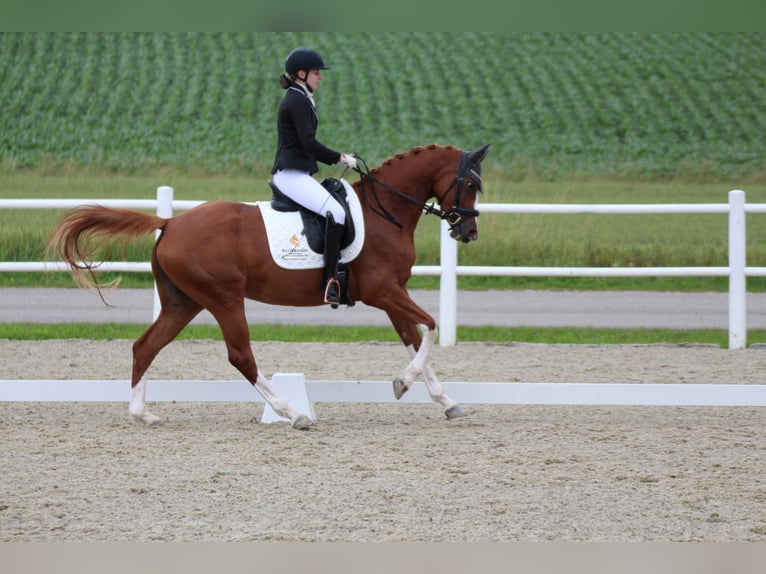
350, 151, 482, 231
432, 150, 483, 229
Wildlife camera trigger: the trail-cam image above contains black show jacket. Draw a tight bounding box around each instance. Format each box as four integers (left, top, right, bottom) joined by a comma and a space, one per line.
272, 85, 341, 175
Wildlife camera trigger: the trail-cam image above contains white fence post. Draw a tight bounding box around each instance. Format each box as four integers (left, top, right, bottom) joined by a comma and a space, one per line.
729, 190, 747, 349
439, 219, 458, 346
152, 186, 174, 322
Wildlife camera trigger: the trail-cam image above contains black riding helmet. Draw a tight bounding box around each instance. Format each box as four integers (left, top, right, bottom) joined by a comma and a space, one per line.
285, 48, 329, 76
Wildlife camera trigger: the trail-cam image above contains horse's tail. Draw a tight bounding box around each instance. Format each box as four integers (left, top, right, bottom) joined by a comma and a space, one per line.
47, 205, 167, 299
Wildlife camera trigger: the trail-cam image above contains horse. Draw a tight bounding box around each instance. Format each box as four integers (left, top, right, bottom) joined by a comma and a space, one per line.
48, 143, 491, 429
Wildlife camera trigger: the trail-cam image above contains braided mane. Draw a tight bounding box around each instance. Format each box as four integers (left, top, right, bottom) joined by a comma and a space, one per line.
370, 144, 457, 176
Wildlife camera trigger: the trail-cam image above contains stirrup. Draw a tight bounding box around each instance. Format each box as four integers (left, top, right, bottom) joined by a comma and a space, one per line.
323, 277, 341, 307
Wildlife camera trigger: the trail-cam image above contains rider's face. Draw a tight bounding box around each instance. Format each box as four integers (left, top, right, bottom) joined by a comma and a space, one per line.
304, 69, 322, 92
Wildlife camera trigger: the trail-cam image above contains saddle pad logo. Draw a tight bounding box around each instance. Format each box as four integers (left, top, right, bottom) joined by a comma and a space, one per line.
279, 231, 310, 261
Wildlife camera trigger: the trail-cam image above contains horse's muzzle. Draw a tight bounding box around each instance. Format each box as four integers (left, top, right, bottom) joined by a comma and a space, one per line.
450, 222, 478, 243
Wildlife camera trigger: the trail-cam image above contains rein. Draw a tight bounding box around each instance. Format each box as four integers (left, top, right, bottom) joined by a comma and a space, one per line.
350, 152, 481, 231
352, 156, 404, 229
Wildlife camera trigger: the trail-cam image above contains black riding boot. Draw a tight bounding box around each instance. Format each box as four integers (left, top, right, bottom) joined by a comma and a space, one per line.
322, 212, 344, 307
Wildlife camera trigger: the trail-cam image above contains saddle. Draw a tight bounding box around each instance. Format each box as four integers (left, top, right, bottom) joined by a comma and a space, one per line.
269, 177, 357, 254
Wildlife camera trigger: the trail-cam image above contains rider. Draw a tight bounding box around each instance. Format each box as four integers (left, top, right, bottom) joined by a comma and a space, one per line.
271, 47, 357, 306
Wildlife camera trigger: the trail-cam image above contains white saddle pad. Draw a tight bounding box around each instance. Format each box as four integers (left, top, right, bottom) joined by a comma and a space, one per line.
258, 185, 365, 270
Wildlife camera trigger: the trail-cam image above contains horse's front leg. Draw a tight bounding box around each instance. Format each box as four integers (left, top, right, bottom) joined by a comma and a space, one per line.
389, 319, 466, 419
421, 358, 467, 420
392, 323, 433, 397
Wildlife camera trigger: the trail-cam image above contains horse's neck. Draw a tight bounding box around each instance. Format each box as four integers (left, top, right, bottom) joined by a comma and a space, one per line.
356, 162, 437, 231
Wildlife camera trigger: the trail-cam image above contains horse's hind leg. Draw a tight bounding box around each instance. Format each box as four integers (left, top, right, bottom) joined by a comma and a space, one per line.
130, 286, 202, 426
211, 303, 313, 430
387, 314, 466, 419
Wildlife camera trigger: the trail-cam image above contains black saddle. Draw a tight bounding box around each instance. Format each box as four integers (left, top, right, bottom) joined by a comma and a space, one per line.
269, 177, 356, 254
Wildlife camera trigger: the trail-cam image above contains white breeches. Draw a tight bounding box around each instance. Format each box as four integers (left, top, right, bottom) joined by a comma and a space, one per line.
273, 169, 347, 224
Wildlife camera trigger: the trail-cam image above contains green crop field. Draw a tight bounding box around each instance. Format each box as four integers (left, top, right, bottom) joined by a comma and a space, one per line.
2, 32, 765, 180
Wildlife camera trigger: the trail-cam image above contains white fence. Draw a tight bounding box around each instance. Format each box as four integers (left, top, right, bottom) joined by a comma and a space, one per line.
438, 189, 766, 349
1, 187, 765, 349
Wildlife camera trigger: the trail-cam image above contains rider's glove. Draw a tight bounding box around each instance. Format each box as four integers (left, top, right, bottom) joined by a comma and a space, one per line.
339, 153, 357, 169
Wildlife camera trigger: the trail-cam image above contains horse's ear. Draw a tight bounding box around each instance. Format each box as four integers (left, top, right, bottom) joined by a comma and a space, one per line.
468, 143, 491, 164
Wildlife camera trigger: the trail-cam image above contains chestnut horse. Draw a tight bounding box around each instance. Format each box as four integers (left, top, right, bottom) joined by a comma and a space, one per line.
48, 143, 491, 429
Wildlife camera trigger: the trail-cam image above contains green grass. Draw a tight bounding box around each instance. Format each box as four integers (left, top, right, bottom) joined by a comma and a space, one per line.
2, 322, 762, 348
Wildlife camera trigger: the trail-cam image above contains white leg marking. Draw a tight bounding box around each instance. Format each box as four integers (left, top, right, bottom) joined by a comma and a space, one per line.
253, 371, 313, 430
394, 326, 436, 400
401, 327, 463, 415
400, 326, 436, 386
422, 363, 459, 411
129, 375, 160, 427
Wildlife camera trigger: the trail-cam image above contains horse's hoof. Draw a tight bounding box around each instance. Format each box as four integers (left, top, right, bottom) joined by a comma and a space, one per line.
445, 405, 468, 419
131, 412, 161, 427
393, 378, 409, 400
291, 415, 313, 430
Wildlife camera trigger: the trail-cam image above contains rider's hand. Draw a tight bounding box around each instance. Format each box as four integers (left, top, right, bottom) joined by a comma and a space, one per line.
339, 153, 357, 169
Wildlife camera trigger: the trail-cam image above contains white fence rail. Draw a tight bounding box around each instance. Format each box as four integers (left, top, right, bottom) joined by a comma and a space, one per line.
1, 187, 764, 349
